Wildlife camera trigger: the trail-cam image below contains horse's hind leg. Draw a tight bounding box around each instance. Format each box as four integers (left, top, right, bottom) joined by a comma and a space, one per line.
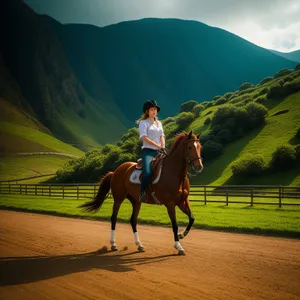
177, 199, 195, 240
127, 194, 144, 252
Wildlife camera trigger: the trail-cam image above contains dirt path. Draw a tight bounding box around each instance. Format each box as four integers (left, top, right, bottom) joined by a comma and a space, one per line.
0, 210, 299, 300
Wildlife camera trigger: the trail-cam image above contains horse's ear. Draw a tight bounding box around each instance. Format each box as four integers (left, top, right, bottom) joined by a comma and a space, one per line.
188, 130, 193, 139
196, 133, 200, 139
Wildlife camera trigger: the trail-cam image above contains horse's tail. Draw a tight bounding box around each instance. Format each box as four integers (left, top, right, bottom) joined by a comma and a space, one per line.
79, 172, 113, 213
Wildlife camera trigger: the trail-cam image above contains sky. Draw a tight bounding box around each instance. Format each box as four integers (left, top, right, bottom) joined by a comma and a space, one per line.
24, 0, 300, 53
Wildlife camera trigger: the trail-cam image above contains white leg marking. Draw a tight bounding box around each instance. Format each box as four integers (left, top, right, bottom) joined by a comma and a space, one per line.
134, 232, 143, 248
110, 230, 116, 247
174, 241, 185, 252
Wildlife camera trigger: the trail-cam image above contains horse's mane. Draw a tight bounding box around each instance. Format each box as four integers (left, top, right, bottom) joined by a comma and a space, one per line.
169, 132, 187, 154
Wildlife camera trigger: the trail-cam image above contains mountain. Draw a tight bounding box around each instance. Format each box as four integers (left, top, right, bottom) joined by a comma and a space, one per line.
55, 18, 297, 121
1, 0, 298, 148
1, 0, 130, 147
270, 49, 300, 63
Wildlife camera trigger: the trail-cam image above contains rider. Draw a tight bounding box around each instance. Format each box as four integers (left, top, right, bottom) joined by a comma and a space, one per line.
136, 100, 165, 203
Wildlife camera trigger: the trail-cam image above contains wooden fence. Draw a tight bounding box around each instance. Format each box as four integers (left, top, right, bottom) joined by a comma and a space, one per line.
0, 183, 300, 207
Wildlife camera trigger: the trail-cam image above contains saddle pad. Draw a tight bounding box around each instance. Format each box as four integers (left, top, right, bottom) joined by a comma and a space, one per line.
129, 166, 162, 184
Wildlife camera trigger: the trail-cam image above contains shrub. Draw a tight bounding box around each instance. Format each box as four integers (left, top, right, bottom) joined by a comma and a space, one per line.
255, 95, 267, 105
200, 133, 220, 145
180, 100, 198, 112
192, 104, 205, 116
231, 155, 266, 177
274, 69, 293, 78
162, 117, 175, 126
258, 87, 269, 96
211, 104, 247, 131
270, 145, 297, 170
214, 97, 227, 105
224, 92, 234, 100
295, 64, 300, 71
239, 82, 254, 91
245, 102, 268, 128
217, 129, 233, 144
202, 140, 224, 160
176, 112, 194, 129
204, 117, 211, 125
213, 95, 222, 101
239, 87, 256, 95
266, 84, 283, 99
259, 77, 273, 85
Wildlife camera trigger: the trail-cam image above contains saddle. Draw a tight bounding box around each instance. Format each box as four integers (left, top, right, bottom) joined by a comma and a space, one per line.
129, 152, 164, 185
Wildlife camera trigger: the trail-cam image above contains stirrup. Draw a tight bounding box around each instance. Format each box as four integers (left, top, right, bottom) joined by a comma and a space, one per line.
139, 191, 148, 203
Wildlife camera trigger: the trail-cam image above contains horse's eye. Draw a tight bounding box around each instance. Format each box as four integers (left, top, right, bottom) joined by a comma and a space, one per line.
188, 146, 192, 150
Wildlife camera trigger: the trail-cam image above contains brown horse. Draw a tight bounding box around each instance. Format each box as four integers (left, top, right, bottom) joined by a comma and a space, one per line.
79, 131, 203, 255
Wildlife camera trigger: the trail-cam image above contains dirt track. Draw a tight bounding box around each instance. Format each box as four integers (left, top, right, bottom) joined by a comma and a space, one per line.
0, 210, 299, 300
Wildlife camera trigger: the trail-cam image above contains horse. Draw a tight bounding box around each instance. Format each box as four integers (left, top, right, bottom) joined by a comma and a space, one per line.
79, 130, 203, 255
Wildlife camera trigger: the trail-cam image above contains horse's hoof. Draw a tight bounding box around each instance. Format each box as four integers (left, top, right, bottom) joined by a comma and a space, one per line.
178, 250, 186, 256
111, 246, 118, 251
138, 246, 145, 252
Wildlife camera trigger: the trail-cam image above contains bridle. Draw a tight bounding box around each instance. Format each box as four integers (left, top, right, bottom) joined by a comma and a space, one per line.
184, 138, 203, 177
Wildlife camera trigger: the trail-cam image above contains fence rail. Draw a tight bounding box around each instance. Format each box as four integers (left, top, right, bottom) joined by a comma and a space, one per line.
0, 183, 299, 207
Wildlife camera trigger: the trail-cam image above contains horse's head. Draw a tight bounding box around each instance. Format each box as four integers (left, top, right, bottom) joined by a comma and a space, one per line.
183, 130, 203, 176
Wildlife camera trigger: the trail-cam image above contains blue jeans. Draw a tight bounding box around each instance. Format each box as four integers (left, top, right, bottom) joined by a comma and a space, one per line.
140, 148, 158, 194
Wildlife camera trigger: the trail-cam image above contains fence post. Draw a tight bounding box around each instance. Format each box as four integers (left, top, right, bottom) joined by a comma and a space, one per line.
49, 184, 51, 197
204, 186, 207, 205
25, 185, 27, 195
77, 184, 79, 199
94, 184, 96, 197
279, 185, 282, 208
251, 185, 253, 206
9, 184, 11, 194
62, 185, 65, 199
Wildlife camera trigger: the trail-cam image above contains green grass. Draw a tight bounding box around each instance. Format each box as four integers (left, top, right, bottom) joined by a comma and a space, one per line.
0, 122, 84, 156
190, 91, 300, 186
0, 155, 71, 181
0, 194, 299, 238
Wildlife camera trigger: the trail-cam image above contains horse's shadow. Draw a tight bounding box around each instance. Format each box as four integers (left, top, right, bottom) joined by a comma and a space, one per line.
0, 247, 175, 286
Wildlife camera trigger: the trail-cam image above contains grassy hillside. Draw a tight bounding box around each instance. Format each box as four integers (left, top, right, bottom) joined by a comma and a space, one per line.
0, 155, 70, 181
54, 67, 300, 186
188, 71, 300, 186
0, 98, 84, 181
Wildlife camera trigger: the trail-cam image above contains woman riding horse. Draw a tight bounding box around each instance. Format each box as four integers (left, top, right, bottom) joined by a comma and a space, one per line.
79, 103, 203, 255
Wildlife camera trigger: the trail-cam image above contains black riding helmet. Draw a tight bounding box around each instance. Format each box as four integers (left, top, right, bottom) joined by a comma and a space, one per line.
143, 100, 160, 113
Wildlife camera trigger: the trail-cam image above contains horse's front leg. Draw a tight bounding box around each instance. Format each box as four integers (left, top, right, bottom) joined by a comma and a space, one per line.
177, 199, 194, 240
128, 196, 144, 252
166, 204, 185, 255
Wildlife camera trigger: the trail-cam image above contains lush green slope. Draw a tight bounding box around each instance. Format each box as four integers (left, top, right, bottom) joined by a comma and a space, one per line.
189, 73, 300, 186
0, 155, 70, 181
54, 67, 300, 186
0, 97, 84, 181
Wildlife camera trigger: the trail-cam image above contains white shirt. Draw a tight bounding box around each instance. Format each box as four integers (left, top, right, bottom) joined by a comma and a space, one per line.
139, 119, 165, 150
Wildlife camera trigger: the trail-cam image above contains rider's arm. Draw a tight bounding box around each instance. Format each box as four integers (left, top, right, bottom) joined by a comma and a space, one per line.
141, 136, 161, 149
